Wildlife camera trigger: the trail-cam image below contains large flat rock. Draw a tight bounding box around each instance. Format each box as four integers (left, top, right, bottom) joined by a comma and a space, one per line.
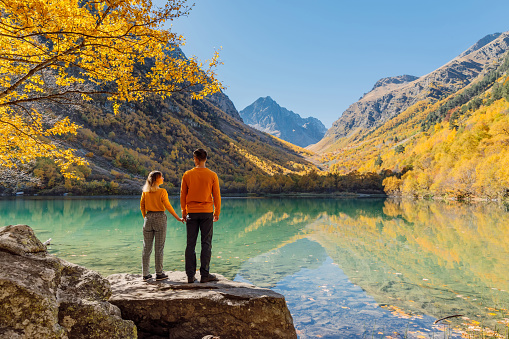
107, 272, 297, 339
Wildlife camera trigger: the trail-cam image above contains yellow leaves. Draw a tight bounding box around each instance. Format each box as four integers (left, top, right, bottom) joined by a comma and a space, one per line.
474, 149, 509, 198
47, 117, 80, 136
490, 115, 509, 137
56, 74, 85, 87
335, 94, 509, 198
113, 102, 121, 115
23, 83, 45, 93
380, 305, 423, 320
0, 107, 87, 178
446, 127, 457, 143
81, 93, 93, 101
1, 0, 223, 105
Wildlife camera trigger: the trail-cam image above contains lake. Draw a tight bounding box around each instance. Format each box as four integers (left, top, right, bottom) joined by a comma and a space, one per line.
1, 197, 508, 338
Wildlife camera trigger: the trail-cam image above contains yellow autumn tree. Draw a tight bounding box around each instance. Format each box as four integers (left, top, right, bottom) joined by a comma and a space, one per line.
0, 0, 222, 178
382, 176, 402, 195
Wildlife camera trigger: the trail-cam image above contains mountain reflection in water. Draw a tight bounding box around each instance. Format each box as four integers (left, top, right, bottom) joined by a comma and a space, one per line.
1, 197, 508, 338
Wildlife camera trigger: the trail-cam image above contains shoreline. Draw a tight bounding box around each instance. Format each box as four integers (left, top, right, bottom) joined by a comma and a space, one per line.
3, 192, 507, 203
0, 192, 387, 200
389, 194, 509, 203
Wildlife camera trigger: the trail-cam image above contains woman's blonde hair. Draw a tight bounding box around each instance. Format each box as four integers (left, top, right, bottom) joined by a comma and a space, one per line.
142, 171, 162, 193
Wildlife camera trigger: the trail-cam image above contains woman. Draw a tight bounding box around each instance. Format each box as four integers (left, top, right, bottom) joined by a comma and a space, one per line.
140, 171, 183, 281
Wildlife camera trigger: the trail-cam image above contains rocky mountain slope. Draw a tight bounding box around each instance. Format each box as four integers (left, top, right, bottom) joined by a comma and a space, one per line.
312, 32, 509, 152
240, 96, 327, 147
60, 89, 316, 194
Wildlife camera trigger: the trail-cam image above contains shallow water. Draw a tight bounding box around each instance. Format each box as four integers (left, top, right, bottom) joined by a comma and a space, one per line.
2, 197, 508, 338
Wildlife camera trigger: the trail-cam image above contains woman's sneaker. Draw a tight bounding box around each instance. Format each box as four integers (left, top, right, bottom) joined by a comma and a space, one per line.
142, 274, 152, 281
156, 273, 168, 281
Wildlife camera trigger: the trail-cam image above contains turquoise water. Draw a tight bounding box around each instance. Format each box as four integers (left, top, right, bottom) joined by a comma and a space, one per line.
1, 197, 508, 338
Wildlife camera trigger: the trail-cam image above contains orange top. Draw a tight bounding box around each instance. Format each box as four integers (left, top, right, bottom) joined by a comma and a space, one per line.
180, 168, 221, 217
140, 188, 179, 219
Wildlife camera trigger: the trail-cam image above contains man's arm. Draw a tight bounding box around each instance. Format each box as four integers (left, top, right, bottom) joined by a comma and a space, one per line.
212, 173, 221, 221
180, 174, 188, 220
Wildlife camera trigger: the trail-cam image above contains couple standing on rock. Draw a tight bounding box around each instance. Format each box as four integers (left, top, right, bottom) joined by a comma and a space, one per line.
139, 148, 221, 284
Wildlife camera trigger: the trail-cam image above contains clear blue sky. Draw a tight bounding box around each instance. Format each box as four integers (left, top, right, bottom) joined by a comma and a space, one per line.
157, 0, 509, 128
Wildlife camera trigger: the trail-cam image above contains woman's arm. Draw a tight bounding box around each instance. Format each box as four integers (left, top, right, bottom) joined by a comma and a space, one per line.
161, 189, 183, 221
140, 192, 146, 218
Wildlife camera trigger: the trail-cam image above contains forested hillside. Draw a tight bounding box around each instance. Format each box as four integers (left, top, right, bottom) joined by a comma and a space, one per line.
321, 49, 509, 199
2, 65, 391, 196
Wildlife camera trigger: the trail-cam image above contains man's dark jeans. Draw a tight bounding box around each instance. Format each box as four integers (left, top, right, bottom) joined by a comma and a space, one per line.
185, 212, 214, 278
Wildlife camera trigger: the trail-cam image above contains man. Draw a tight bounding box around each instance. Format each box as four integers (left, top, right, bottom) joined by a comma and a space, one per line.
180, 148, 221, 283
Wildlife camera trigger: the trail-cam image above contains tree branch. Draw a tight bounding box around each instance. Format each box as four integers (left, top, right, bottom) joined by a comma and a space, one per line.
0, 41, 85, 100
0, 118, 50, 149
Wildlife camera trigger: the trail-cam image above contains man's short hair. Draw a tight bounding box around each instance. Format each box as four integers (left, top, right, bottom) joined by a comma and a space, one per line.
193, 148, 207, 161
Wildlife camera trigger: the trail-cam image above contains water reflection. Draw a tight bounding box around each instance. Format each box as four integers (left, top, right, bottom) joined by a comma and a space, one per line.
237, 238, 327, 288
1, 197, 508, 338
306, 198, 509, 337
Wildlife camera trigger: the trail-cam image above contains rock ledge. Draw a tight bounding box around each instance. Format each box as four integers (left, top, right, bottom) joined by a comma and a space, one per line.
107, 272, 297, 339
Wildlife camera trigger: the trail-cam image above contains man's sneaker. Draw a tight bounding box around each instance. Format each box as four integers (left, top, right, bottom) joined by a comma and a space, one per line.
155, 273, 168, 281
200, 273, 219, 283
142, 274, 152, 281
188, 275, 197, 284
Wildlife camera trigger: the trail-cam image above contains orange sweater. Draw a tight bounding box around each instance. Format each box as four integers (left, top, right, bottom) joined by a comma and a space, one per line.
140, 188, 179, 219
180, 167, 221, 216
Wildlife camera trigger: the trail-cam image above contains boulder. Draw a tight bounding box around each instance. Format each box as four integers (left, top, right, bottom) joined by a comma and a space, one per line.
0, 224, 136, 339
107, 272, 297, 339
0, 224, 47, 256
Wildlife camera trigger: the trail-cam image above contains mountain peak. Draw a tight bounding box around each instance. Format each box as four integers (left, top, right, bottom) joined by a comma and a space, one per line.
458, 33, 503, 58
240, 97, 327, 148
254, 96, 274, 102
